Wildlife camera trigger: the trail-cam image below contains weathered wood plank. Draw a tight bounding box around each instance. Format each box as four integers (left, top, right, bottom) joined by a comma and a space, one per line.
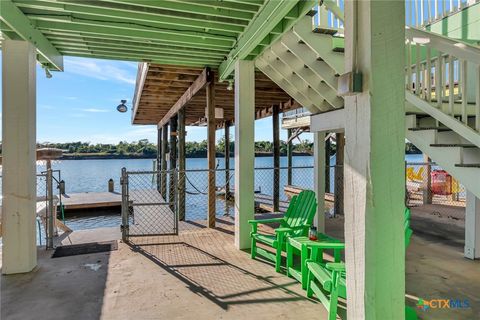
207, 75, 216, 228
62, 192, 122, 210
158, 67, 213, 128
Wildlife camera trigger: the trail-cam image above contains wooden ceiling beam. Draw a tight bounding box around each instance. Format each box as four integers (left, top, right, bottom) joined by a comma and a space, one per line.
157, 67, 213, 128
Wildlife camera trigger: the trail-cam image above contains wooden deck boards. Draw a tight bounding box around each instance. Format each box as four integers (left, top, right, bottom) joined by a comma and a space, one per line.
61, 192, 122, 210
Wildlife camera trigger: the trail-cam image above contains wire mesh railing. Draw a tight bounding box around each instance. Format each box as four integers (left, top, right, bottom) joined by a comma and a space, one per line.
176, 166, 326, 221
121, 168, 178, 239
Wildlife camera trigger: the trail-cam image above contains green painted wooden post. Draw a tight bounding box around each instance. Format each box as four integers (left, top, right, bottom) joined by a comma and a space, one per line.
343, 0, 406, 318
234, 60, 255, 250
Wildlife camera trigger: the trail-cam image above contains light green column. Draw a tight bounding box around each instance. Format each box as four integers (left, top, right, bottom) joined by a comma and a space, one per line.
465, 191, 480, 259
2, 39, 37, 274
234, 60, 255, 250
313, 131, 326, 233
343, 0, 405, 318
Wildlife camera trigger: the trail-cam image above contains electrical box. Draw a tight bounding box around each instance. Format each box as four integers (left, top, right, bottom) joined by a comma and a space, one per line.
337, 71, 363, 96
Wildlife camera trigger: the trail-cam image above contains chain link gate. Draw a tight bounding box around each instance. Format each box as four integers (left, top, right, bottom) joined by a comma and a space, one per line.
121, 168, 178, 241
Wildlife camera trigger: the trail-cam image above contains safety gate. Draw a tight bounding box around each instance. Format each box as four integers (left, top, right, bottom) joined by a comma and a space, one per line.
121, 168, 178, 240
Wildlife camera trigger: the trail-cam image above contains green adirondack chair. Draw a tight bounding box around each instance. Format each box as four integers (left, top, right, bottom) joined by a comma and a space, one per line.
249, 190, 317, 272
305, 207, 418, 320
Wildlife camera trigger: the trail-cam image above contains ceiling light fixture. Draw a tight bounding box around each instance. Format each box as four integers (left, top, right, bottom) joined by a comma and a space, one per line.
117, 100, 128, 113
226, 80, 233, 91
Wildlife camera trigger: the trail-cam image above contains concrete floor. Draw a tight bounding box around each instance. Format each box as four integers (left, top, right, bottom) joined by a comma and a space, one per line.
1, 212, 479, 320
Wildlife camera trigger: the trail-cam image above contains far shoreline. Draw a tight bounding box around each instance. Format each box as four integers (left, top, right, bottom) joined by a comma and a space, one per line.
59, 151, 314, 160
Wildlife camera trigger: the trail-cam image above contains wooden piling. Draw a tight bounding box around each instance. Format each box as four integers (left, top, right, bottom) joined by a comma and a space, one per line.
287, 128, 293, 185
224, 121, 231, 213
325, 135, 331, 193
423, 154, 433, 204
161, 123, 168, 200
206, 75, 216, 228
169, 116, 177, 212
334, 132, 344, 216
157, 127, 162, 192
178, 108, 186, 221
273, 104, 280, 212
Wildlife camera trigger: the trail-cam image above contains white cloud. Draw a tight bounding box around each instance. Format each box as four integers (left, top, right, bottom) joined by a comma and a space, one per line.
83, 108, 109, 113
64, 57, 136, 85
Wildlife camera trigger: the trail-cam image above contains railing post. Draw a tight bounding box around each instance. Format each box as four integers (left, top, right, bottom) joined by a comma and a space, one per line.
121, 167, 129, 241
46, 168, 55, 249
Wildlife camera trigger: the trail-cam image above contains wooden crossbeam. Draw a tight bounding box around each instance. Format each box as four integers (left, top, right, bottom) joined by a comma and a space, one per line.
0, 0, 63, 70
157, 67, 213, 128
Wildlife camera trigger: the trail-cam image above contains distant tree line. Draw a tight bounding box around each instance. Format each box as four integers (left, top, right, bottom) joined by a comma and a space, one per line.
22, 139, 420, 158
33, 139, 315, 158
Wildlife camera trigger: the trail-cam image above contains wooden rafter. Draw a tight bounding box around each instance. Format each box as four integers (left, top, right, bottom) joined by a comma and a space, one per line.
157, 67, 213, 128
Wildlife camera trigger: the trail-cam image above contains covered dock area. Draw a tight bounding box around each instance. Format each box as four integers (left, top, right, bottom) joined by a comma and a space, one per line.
1, 0, 480, 319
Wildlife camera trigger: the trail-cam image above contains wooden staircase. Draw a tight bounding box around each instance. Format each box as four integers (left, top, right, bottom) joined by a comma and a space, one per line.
257, 4, 480, 198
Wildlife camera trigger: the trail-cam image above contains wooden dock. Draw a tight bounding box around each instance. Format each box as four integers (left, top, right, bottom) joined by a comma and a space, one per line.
61, 192, 121, 210
128, 189, 176, 235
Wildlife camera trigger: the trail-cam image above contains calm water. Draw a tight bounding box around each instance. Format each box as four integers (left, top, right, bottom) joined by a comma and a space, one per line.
36, 156, 317, 194
36, 154, 423, 194
1, 154, 424, 237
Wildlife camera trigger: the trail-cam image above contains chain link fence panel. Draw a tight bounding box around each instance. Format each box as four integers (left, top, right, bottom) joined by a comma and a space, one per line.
405, 162, 466, 219
122, 169, 178, 238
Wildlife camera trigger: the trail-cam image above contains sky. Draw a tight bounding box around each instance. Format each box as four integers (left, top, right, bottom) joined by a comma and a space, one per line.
0, 55, 312, 144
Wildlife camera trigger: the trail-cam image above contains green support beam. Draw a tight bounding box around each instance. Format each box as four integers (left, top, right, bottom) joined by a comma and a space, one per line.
58, 50, 220, 67
23, 10, 240, 39
49, 38, 227, 58
1, 0, 316, 71
13, 0, 248, 32
102, 0, 255, 21
32, 19, 235, 48
40, 30, 231, 52
218, 0, 315, 80
0, 0, 63, 70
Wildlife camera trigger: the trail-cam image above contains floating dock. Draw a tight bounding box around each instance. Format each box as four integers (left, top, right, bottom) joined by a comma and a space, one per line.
61, 192, 122, 210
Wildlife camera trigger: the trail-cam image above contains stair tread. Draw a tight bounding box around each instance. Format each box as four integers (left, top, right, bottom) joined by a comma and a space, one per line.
455, 163, 480, 168
313, 27, 339, 35
409, 127, 452, 132
430, 143, 476, 148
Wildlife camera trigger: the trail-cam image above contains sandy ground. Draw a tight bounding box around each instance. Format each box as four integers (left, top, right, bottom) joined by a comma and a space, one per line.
1, 208, 479, 320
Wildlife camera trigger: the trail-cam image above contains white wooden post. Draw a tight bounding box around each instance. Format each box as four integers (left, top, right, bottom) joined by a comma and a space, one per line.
234, 60, 255, 249
343, 0, 405, 318
2, 39, 37, 274
314, 132, 326, 233
465, 191, 480, 259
